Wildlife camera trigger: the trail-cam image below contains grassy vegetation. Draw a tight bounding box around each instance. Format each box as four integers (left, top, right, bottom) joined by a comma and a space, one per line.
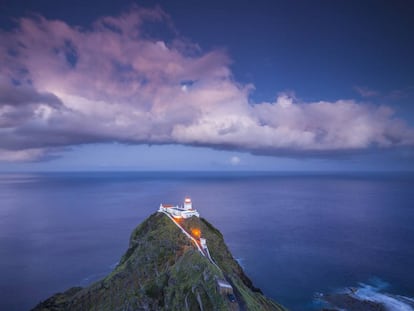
33, 213, 287, 311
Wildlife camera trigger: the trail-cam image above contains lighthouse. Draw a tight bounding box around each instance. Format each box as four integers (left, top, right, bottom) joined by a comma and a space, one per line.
184, 197, 192, 210
158, 196, 199, 219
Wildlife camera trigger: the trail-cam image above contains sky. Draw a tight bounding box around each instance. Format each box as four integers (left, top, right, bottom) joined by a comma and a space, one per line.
0, 0, 413, 171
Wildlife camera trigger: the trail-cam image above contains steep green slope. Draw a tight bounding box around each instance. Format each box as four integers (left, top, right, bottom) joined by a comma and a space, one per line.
33, 213, 286, 311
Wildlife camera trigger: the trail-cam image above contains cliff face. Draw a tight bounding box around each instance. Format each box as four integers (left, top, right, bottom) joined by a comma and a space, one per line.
33, 213, 286, 311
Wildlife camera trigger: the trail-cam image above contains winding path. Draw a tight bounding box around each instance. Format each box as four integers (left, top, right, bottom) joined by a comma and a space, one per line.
159, 211, 222, 272
160, 211, 205, 256
159, 211, 240, 309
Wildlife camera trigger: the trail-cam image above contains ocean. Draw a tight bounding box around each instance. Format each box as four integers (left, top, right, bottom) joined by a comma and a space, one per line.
0, 172, 413, 310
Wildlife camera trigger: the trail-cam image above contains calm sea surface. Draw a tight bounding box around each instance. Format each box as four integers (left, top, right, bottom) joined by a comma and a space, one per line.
0, 172, 413, 310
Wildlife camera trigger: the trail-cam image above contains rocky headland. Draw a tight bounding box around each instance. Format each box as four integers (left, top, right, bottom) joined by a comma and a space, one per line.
33, 212, 286, 311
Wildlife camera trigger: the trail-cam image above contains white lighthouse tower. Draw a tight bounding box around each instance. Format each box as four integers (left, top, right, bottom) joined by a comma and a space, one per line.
184, 197, 192, 210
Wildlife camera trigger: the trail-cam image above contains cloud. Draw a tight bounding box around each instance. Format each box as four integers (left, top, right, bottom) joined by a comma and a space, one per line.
0, 80, 63, 128
354, 86, 380, 98
0, 7, 413, 162
0, 148, 47, 162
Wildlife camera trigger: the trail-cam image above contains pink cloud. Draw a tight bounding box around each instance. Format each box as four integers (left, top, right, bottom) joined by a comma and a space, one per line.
354, 86, 380, 98
0, 7, 413, 162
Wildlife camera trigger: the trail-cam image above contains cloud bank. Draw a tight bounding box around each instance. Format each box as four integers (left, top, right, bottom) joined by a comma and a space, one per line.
1, 7, 413, 161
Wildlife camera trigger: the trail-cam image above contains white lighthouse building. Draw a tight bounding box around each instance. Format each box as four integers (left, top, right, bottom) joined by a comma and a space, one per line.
184, 197, 192, 210
158, 197, 199, 219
